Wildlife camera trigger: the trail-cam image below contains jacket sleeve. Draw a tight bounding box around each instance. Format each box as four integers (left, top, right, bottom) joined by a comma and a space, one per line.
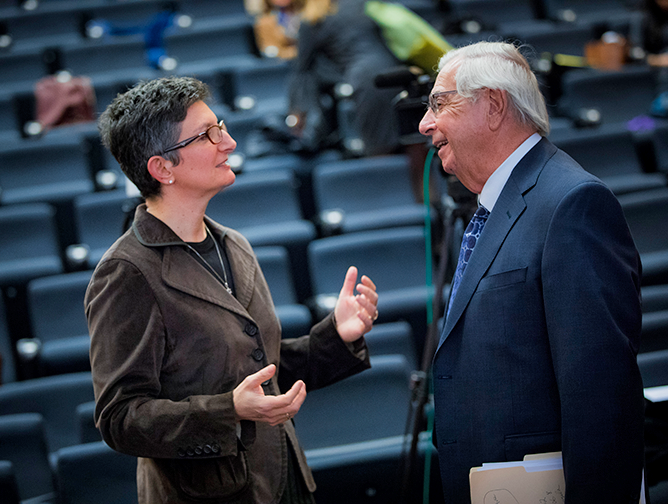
277, 313, 371, 393
542, 181, 645, 503
85, 258, 244, 460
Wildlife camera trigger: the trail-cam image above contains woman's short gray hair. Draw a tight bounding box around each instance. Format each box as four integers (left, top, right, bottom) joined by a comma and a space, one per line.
98, 77, 211, 200
438, 41, 550, 136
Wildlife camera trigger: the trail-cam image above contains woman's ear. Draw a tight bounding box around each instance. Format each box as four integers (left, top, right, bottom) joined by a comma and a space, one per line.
147, 155, 174, 186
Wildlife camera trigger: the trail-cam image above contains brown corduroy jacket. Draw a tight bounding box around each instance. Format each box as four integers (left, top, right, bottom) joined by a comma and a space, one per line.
85, 205, 370, 503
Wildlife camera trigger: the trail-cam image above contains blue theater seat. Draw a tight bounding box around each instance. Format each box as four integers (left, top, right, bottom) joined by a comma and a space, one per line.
295, 354, 413, 451
0, 203, 63, 288
26, 270, 93, 376
312, 155, 427, 235
0, 371, 95, 452
0, 413, 54, 503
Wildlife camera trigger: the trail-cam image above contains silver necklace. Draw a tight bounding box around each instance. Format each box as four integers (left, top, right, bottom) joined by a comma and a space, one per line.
184, 227, 233, 295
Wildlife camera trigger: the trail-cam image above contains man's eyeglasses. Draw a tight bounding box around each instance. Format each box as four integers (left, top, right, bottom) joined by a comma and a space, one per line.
426, 90, 458, 115
163, 120, 227, 154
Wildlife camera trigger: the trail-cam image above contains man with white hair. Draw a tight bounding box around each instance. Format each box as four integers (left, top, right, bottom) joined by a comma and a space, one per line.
420, 41, 645, 503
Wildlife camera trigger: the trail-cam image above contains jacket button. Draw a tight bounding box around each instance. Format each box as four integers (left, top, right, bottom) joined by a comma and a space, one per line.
186, 446, 194, 456
195, 446, 203, 455
211, 443, 221, 454
252, 348, 264, 361
177, 448, 186, 457
203, 444, 212, 454
244, 323, 258, 336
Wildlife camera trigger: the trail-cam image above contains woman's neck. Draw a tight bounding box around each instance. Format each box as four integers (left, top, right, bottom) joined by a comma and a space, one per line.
146, 196, 208, 243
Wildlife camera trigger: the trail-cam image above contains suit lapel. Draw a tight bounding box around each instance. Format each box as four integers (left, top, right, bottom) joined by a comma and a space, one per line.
436, 138, 557, 352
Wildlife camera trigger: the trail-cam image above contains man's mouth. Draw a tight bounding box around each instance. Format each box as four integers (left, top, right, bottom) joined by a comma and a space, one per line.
434, 140, 448, 149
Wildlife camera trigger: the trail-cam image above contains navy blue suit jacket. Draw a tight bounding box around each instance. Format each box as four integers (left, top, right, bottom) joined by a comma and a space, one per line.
433, 138, 645, 504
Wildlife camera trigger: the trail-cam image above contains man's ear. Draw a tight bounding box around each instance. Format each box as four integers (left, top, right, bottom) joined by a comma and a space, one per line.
147, 155, 174, 185
487, 88, 508, 131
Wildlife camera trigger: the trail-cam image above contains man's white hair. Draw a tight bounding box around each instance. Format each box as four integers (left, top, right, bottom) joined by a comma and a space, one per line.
438, 41, 550, 136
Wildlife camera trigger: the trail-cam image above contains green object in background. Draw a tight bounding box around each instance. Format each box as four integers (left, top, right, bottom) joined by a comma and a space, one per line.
365, 0, 454, 75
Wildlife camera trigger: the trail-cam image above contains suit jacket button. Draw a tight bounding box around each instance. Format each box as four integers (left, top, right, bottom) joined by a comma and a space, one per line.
244, 323, 258, 336
177, 448, 186, 457
203, 444, 212, 454
186, 446, 195, 456
252, 348, 264, 361
211, 443, 221, 453
195, 446, 203, 455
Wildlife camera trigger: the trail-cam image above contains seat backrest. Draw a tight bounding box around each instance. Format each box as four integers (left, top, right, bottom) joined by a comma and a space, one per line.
53, 441, 138, 504
500, 20, 594, 57
558, 66, 658, 124
313, 155, 414, 214
637, 349, 668, 388
0, 296, 17, 385
542, 0, 631, 20
0, 49, 50, 87
72, 189, 131, 266
0, 460, 20, 504
27, 270, 93, 343
295, 354, 413, 450
618, 188, 668, 254
308, 226, 426, 295
551, 123, 643, 178
0, 136, 94, 205
0, 413, 54, 501
0, 203, 64, 286
206, 169, 305, 228
254, 246, 298, 306
364, 321, 418, 371
228, 59, 292, 113
76, 400, 101, 444
0, 372, 95, 451
61, 38, 149, 76
448, 0, 537, 29
165, 15, 256, 64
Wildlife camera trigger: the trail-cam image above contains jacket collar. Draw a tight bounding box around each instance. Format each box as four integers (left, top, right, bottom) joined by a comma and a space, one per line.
132, 204, 258, 318
436, 138, 558, 352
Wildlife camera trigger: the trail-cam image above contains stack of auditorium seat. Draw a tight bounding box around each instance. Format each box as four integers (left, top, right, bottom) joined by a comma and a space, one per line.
0, 0, 667, 502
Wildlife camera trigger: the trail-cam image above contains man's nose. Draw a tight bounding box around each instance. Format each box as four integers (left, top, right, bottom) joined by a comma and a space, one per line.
418, 110, 435, 137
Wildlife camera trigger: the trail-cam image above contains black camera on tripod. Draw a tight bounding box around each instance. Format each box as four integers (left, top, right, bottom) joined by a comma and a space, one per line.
375, 66, 435, 146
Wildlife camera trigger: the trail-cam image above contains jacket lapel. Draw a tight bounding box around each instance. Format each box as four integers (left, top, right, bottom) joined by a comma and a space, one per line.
436, 138, 557, 352
161, 246, 253, 320
133, 205, 257, 320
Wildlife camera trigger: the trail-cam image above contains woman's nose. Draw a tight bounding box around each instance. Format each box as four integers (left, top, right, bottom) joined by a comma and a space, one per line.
220, 131, 237, 151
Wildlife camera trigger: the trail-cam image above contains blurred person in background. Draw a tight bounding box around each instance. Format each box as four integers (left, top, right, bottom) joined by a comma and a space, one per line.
252, 0, 304, 59
286, 0, 402, 155
643, 0, 668, 65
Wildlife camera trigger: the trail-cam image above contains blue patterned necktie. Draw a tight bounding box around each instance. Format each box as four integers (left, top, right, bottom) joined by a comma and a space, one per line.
446, 205, 491, 317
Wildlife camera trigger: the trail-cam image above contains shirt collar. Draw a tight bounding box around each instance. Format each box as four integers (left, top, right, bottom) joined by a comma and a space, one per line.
479, 132, 541, 211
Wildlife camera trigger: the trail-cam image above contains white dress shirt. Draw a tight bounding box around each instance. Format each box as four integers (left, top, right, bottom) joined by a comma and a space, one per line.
479, 132, 542, 211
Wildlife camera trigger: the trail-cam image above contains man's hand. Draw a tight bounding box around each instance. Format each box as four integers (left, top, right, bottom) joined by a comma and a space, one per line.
233, 364, 306, 426
334, 266, 379, 342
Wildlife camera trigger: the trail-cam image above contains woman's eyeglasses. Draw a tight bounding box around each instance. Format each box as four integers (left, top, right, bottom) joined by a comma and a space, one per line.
163, 120, 227, 154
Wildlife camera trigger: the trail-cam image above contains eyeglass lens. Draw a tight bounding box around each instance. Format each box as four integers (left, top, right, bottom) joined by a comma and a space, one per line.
206, 121, 226, 144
